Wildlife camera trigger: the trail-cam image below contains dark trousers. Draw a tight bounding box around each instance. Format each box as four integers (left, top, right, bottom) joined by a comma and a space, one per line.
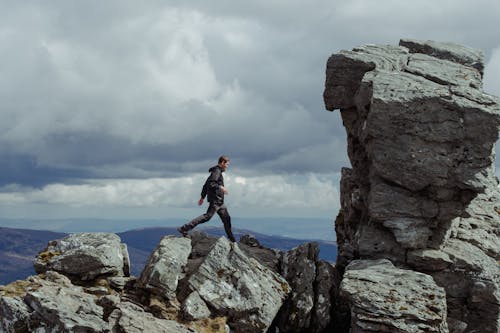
180, 203, 236, 242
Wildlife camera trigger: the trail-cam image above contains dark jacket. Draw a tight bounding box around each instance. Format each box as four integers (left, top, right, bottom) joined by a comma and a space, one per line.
201, 165, 225, 204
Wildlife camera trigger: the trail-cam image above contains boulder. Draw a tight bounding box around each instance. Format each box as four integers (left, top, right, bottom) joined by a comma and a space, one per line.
340, 259, 448, 332
188, 237, 290, 333
34, 232, 130, 281
137, 235, 191, 300
24, 279, 108, 332
1, 272, 109, 333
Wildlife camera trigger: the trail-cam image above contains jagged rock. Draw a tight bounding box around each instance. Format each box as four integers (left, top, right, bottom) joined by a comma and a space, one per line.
399, 38, 485, 75
456, 189, 500, 260
407, 249, 454, 271
238, 241, 281, 273
311, 260, 337, 333
108, 301, 195, 333
108, 276, 133, 291
26, 285, 107, 331
240, 234, 261, 247
324, 39, 500, 332
182, 291, 211, 321
188, 237, 290, 333
34, 232, 130, 281
0, 294, 32, 332
276, 242, 318, 332
96, 294, 121, 321
0, 272, 109, 332
138, 235, 191, 300
340, 259, 448, 332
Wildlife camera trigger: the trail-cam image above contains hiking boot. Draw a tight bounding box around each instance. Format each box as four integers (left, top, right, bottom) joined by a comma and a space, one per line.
177, 227, 188, 237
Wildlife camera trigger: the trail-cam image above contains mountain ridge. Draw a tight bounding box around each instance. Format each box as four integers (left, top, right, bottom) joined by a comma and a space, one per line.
0, 225, 337, 284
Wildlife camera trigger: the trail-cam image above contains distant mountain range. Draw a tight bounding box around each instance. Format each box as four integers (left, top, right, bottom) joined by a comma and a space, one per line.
0, 226, 337, 285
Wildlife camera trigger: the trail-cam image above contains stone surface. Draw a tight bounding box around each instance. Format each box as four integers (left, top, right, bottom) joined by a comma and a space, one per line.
324, 39, 500, 332
34, 232, 130, 281
0, 294, 32, 333
311, 260, 337, 333
276, 242, 318, 332
108, 301, 195, 333
182, 291, 211, 321
1, 231, 338, 332
24, 280, 108, 332
0, 272, 109, 333
138, 235, 191, 299
340, 259, 448, 333
188, 237, 290, 333
399, 38, 485, 75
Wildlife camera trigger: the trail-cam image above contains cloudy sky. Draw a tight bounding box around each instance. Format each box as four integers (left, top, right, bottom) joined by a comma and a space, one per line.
1, 0, 500, 229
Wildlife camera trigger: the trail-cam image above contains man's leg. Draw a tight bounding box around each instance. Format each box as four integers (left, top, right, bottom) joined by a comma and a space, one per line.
217, 205, 236, 242
178, 203, 217, 236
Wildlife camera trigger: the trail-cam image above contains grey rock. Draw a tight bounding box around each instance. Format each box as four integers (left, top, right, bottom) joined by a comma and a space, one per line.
340, 259, 448, 332
382, 217, 432, 249
399, 38, 484, 75
442, 238, 498, 274
23, 277, 108, 332
404, 53, 482, 88
121, 243, 131, 277
456, 189, 500, 259
96, 294, 121, 321
138, 235, 191, 300
276, 243, 318, 332
181, 291, 211, 321
188, 237, 290, 333
239, 234, 261, 247
324, 44, 408, 110
447, 317, 467, 333
0, 295, 32, 333
311, 260, 337, 333
323, 40, 500, 332
407, 249, 453, 271
107, 276, 133, 291
34, 232, 129, 281
238, 241, 281, 273
108, 301, 195, 333
357, 221, 405, 264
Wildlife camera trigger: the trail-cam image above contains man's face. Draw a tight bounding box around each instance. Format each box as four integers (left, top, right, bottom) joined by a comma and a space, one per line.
220, 160, 230, 170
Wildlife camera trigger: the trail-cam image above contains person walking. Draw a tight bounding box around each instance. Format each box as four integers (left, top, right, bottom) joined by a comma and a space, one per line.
177, 155, 236, 242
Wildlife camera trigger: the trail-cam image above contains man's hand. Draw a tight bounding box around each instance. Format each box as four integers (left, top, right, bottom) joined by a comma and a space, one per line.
220, 186, 228, 194
198, 198, 204, 206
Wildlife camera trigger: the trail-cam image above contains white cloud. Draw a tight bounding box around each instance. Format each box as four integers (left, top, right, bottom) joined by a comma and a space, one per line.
0, 173, 340, 215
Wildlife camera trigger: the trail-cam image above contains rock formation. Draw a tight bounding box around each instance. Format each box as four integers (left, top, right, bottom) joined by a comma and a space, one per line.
324, 39, 500, 333
0, 231, 337, 332
1, 38, 497, 333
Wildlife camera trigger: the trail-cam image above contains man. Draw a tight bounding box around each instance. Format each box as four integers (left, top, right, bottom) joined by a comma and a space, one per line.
177, 155, 236, 242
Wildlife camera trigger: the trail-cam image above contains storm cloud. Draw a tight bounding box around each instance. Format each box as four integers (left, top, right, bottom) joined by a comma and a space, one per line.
1, 0, 500, 217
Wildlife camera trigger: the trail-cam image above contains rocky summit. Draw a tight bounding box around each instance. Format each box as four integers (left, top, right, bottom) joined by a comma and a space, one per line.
0, 231, 337, 332
324, 39, 500, 332
1, 39, 499, 333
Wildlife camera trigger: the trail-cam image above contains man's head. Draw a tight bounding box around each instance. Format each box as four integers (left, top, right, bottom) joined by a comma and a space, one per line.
218, 155, 230, 170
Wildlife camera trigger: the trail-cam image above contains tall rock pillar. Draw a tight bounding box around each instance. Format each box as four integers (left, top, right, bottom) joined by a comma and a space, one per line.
324, 39, 500, 332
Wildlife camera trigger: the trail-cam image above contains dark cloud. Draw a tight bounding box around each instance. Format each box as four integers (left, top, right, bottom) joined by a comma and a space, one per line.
0, 153, 90, 188
0, 1, 499, 190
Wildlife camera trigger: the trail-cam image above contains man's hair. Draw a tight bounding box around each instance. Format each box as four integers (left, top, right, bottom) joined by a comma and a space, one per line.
218, 155, 230, 164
